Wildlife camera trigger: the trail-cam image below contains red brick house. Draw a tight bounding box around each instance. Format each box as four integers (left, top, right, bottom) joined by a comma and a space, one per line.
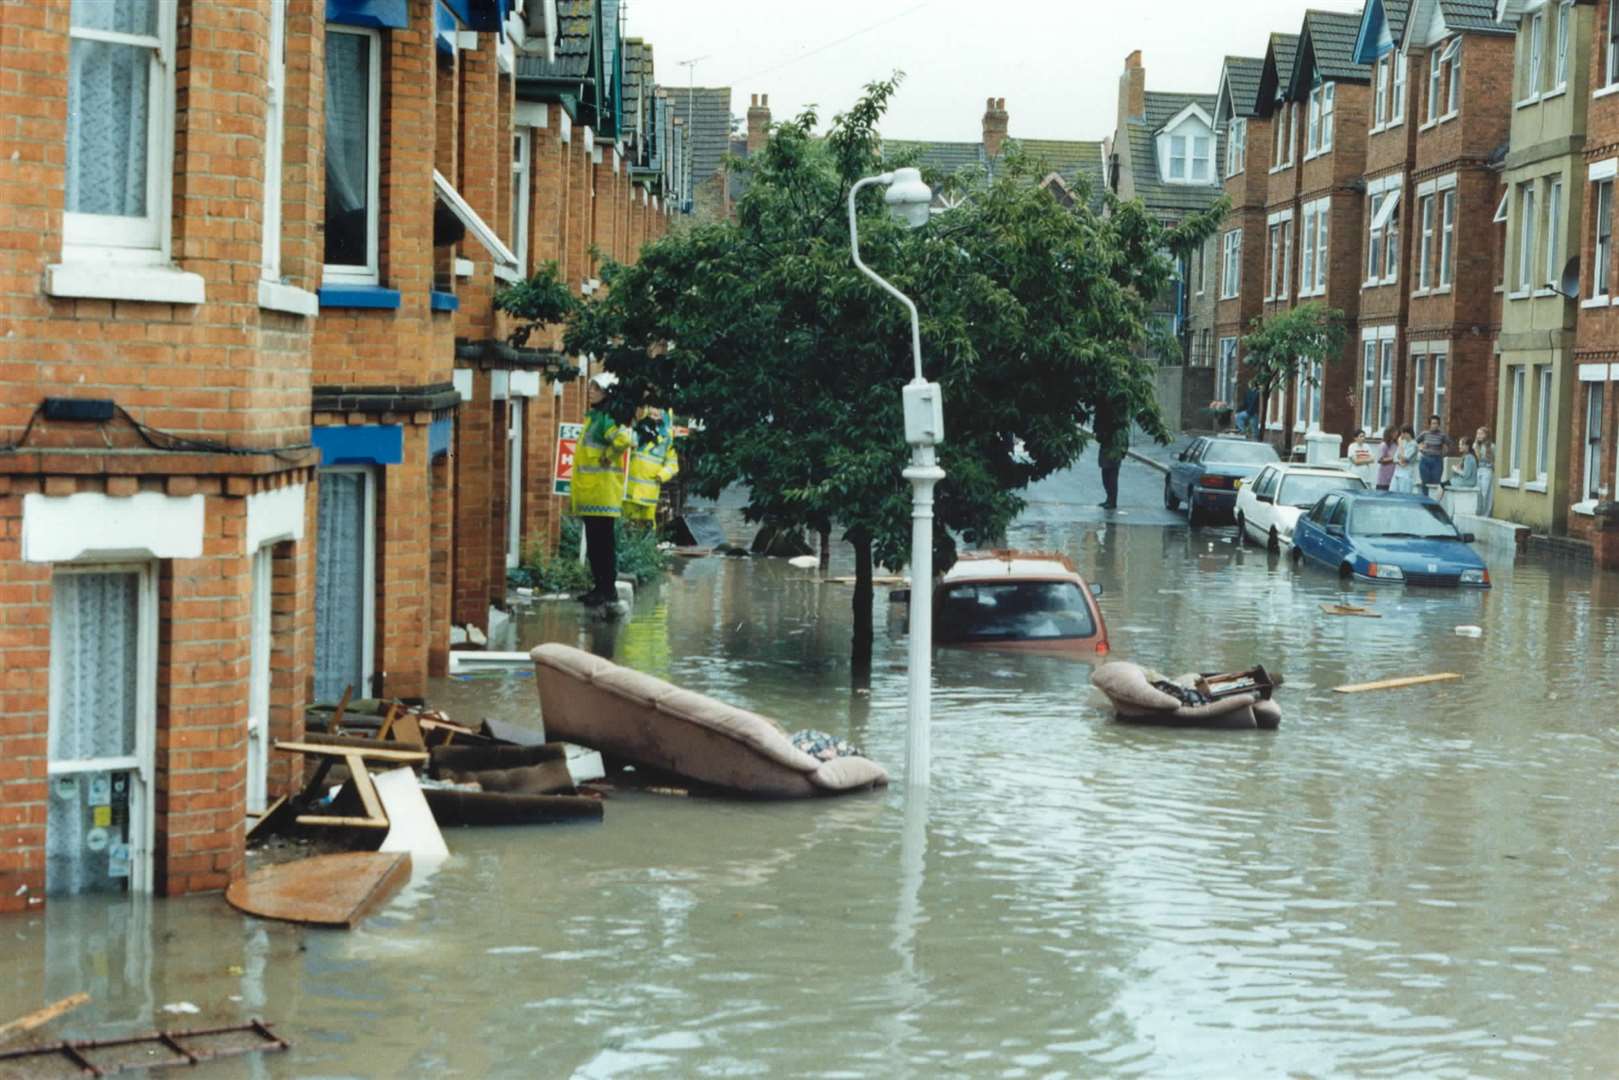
1256, 32, 1305, 436
1213, 55, 1270, 410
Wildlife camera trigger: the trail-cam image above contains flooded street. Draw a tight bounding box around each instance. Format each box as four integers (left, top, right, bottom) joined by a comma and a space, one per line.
8, 454, 1619, 1077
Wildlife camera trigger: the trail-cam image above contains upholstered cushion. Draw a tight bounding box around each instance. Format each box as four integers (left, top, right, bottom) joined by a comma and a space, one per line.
531, 643, 613, 682
593, 667, 679, 708
652, 688, 817, 771
809, 756, 889, 791
1091, 662, 1182, 712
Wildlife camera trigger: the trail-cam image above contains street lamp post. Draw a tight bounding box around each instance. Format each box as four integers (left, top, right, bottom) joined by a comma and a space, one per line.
848, 168, 943, 791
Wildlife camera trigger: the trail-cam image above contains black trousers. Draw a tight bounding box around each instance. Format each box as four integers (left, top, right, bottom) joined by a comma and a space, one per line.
583, 515, 617, 597
1100, 462, 1120, 507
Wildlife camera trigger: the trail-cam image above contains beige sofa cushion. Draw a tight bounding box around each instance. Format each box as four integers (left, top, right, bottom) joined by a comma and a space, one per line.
653, 688, 819, 773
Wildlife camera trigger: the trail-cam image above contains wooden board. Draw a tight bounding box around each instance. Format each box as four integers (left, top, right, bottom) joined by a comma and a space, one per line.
1333, 672, 1461, 694
0, 993, 89, 1046
275, 740, 427, 764
1321, 604, 1382, 618
226, 852, 412, 928
421, 789, 603, 827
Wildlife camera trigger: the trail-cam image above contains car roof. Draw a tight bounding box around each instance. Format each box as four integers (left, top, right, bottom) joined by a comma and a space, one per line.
941, 550, 1084, 583
1266, 463, 1359, 475
1333, 490, 1440, 505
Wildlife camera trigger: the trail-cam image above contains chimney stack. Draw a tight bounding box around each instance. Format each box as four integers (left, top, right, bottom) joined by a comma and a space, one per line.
982, 96, 1009, 158
747, 93, 771, 154
1121, 51, 1146, 121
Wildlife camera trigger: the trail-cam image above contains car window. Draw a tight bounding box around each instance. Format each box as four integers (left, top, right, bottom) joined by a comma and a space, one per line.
1250, 467, 1271, 495
1329, 498, 1351, 526
937, 581, 1097, 643
1278, 473, 1365, 508
1349, 501, 1458, 538
1311, 495, 1338, 523
1203, 441, 1282, 466
1259, 468, 1280, 498
1185, 439, 1206, 462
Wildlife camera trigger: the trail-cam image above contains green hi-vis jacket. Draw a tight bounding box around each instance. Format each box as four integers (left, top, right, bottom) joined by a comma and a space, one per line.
570, 411, 635, 518
625, 413, 679, 522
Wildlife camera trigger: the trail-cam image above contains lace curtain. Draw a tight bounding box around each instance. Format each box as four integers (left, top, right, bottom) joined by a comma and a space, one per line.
315, 472, 367, 703
324, 31, 371, 265
66, 0, 157, 218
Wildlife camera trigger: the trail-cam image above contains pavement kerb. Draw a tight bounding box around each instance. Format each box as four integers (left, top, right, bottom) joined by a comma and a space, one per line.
1125, 448, 1169, 475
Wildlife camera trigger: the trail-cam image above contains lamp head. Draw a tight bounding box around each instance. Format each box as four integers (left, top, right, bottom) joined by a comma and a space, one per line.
884, 167, 933, 229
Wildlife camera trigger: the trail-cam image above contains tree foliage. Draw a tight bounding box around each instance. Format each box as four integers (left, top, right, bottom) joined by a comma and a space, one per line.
496, 260, 581, 349
1240, 301, 1349, 403
565, 75, 1225, 633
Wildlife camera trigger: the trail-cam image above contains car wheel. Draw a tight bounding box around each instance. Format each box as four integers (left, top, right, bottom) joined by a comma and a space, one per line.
1236, 514, 1252, 546
1187, 499, 1203, 527
1163, 478, 1179, 511
1267, 528, 1280, 554
1289, 545, 1303, 569
1339, 562, 1354, 580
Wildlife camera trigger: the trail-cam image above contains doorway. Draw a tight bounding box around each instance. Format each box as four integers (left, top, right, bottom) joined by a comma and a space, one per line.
314, 466, 376, 704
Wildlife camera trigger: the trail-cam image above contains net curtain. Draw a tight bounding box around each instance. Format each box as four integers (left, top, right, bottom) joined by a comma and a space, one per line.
324, 31, 371, 264
66, 0, 156, 218
314, 472, 368, 703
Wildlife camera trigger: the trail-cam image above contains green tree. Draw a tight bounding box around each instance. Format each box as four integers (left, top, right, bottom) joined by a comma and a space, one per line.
1240, 301, 1349, 435
566, 75, 1224, 653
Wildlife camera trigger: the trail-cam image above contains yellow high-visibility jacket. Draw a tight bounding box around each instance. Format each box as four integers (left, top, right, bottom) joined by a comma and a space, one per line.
625, 414, 679, 522
570, 411, 635, 518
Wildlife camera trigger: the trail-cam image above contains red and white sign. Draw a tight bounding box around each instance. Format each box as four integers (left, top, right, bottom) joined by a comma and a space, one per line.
553, 422, 582, 496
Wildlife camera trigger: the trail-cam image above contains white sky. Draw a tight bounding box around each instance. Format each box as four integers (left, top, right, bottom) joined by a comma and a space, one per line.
620, 0, 1365, 142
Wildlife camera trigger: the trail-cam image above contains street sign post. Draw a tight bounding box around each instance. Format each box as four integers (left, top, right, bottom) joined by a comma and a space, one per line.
553, 422, 581, 496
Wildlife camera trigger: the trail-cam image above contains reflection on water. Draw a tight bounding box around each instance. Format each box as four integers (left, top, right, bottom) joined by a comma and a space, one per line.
7, 505, 1619, 1077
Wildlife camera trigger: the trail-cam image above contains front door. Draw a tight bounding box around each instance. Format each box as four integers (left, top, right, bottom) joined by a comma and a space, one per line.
314, 467, 375, 704
47, 566, 155, 896
246, 546, 272, 816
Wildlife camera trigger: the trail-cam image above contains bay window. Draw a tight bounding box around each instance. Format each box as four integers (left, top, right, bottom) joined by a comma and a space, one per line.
512, 129, 531, 276
1374, 56, 1390, 129
1226, 117, 1246, 177
1534, 366, 1553, 485
1267, 223, 1281, 299
1544, 178, 1562, 290
1418, 194, 1435, 290
1307, 82, 1334, 155
64, 0, 173, 258
324, 26, 383, 284
1367, 193, 1385, 283
1221, 229, 1241, 299
1433, 355, 1447, 423
1385, 192, 1401, 281
1218, 338, 1239, 406
1392, 49, 1407, 123
1300, 202, 1317, 294
261, 0, 287, 283
1361, 340, 1377, 431
1428, 44, 1443, 121
1586, 384, 1605, 500
1607, 0, 1619, 90
1367, 184, 1400, 286
1282, 217, 1293, 299
1379, 341, 1395, 430
1508, 366, 1527, 482
1445, 39, 1461, 115
1517, 183, 1538, 294
1525, 12, 1545, 101
1555, 1, 1571, 91
1413, 354, 1428, 423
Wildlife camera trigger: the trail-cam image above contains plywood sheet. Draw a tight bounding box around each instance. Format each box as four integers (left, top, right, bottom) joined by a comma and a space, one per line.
226, 852, 411, 929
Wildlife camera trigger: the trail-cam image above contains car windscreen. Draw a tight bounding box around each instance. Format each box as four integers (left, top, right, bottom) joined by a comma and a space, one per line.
937, 581, 1096, 642
1202, 442, 1280, 466
1278, 473, 1365, 508
1349, 501, 1459, 539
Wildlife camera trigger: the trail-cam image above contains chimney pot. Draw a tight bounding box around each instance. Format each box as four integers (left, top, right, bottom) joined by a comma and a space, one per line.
982, 95, 1009, 158
1121, 51, 1146, 120
746, 91, 773, 154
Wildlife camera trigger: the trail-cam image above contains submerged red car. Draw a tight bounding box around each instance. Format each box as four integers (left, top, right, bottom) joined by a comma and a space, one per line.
933, 551, 1110, 655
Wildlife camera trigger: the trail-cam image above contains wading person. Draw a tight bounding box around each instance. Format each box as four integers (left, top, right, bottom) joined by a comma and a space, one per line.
1417, 414, 1453, 496
1095, 411, 1128, 511
625, 407, 680, 527
572, 373, 636, 606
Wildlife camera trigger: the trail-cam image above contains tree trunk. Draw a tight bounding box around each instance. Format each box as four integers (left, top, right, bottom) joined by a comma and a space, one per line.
850, 531, 874, 675
818, 525, 832, 571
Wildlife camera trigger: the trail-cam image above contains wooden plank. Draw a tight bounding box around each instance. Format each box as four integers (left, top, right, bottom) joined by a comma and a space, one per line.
1321, 604, 1382, 618
377, 702, 399, 742
1333, 672, 1461, 694
293, 814, 391, 829
0, 993, 90, 1046
331, 685, 354, 729
274, 740, 427, 763
245, 796, 289, 842
390, 715, 425, 750
344, 754, 387, 825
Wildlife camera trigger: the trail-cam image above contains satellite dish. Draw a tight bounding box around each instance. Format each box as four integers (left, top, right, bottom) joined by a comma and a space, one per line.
1557, 256, 1581, 299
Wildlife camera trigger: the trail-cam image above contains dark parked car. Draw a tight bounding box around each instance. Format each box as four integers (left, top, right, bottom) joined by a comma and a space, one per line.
1289, 491, 1490, 587
1164, 436, 1281, 526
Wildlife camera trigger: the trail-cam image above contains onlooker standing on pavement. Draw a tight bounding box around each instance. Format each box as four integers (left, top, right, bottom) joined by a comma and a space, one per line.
1235, 383, 1261, 441
1095, 411, 1128, 511
1392, 425, 1419, 494
1447, 436, 1478, 489
1417, 414, 1453, 495
1349, 430, 1375, 485
1474, 427, 1496, 516
1376, 426, 1398, 491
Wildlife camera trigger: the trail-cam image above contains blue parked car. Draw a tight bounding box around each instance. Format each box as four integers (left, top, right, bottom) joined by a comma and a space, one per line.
1289, 491, 1491, 587
1164, 436, 1281, 526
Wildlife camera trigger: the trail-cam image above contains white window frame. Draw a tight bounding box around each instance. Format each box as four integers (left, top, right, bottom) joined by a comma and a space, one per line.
512, 127, 532, 277
1169, 134, 1188, 180
1293, 359, 1324, 433
1361, 339, 1377, 431
1418, 193, 1436, 290
1392, 49, 1407, 124
1221, 229, 1242, 299
1373, 56, 1390, 130
1413, 353, 1428, 423
316, 465, 377, 701
48, 562, 159, 896
1444, 38, 1462, 118
1428, 43, 1444, 122
1433, 352, 1448, 425
1439, 189, 1456, 289
1191, 134, 1211, 182
1543, 177, 1562, 291
1320, 82, 1335, 152
322, 26, 383, 287
1379, 339, 1395, 429
1300, 202, 1317, 295
261, 0, 287, 283
1555, 1, 1572, 92
1267, 222, 1281, 299
63, 1, 176, 262
1607, 0, 1619, 91
1366, 192, 1387, 285
1508, 365, 1527, 482
1594, 176, 1615, 301
1282, 214, 1294, 299
1534, 365, 1553, 484
1226, 117, 1246, 177
1218, 337, 1239, 406
247, 546, 273, 817
1307, 86, 1322, 156
1585, 382, 1605, 500
1517, 182, 1538, 295
1525, 12, 1546, 103
1272, 99, 1289, 169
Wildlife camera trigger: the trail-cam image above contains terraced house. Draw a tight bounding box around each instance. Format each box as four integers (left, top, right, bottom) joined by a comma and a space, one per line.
1494, 0, 1595, 533
1213, 55, 1270, 411
0, 0, 675, 914
1255, 32, 1305, 435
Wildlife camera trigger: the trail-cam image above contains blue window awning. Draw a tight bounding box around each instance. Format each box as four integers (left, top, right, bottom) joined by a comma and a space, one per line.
443, 0, 510, 37
326, 0, 409, 31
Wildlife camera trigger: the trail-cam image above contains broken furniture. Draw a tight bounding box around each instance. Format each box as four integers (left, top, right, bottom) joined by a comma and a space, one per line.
1091, 661, 1282, 730
226, 852, 412, 928
531, 643, 890, 797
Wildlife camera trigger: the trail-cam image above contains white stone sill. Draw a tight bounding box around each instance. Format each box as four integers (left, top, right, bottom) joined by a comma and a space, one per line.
258, 279, 318, 316
47, 262, 205, 305
1593, 83, 1619, 101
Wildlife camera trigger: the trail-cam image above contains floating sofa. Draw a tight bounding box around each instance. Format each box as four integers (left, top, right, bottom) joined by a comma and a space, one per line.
531, 643, 889, 797
1091, 661, 1281, 730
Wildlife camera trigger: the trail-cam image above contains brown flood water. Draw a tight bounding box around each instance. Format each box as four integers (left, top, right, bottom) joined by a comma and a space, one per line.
7, 476, 1619, 1077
